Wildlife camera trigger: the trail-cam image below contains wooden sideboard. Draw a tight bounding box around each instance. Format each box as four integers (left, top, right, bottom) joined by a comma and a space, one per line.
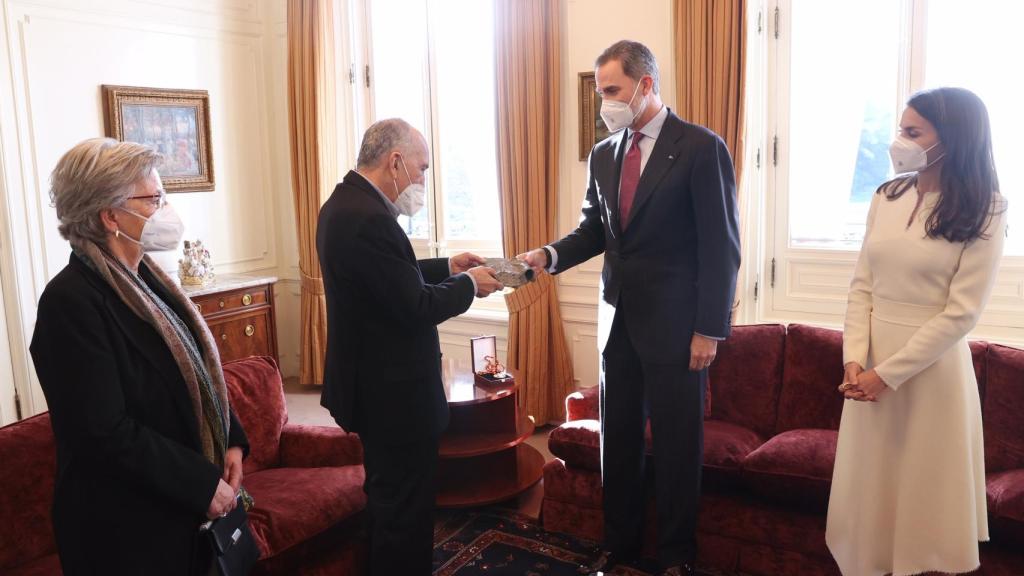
181, 274, 279, 364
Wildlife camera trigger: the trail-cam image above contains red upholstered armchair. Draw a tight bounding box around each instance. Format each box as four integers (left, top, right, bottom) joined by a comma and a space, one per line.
542, 324, 1024, 576
0, 355, 367, 576
222, 356, 367, 576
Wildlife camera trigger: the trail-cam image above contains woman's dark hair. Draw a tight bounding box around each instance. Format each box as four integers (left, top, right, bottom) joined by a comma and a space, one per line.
878, 87, 1003, 243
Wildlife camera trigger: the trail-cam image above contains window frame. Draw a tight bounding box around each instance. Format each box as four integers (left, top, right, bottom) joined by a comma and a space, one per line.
755, 0, 1024, 343
347, 0, 508, 315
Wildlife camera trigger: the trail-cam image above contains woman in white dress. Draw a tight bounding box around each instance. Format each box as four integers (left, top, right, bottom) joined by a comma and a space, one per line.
826, 87, 1006, 576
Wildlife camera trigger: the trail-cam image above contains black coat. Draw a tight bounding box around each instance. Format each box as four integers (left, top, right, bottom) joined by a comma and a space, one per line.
317, 171, 475, 445
30, 254, 248, 576
551, 110, 741, 363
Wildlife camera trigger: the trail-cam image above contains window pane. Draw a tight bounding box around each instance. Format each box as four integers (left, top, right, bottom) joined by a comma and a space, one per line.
787, 1, 901, 249
925, 0, 1024, 255
433, 0, 501, 243
369, 0, 429, 238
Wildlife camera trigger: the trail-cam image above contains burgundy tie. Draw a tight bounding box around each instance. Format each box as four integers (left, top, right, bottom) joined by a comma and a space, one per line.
619, 132, 643, 226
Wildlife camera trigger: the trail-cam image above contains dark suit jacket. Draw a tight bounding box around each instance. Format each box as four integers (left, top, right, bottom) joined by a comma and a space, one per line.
318, 171, 475, 445
30, 254, 248, 576
551, 110, 740, 364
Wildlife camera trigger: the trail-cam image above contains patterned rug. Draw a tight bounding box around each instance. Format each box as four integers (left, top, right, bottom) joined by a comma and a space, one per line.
433, 508, 715, 576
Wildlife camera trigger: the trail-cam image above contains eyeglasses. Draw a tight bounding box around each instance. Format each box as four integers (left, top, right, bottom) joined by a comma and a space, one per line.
127, 192, 167, 210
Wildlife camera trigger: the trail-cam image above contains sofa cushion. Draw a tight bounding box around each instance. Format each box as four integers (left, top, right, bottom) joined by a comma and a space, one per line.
776, 325, 845, 433
984, 345, 1024, 473
742, 429, 837, 511
246, 465, 366, 558
548, 419, 600, 472
223, 356, 288, 474
987, 469, 1024, 544
0, 413, 57, 571
704, 420, 765, 473
708, 324, 786, 439
549, 418, 765, 480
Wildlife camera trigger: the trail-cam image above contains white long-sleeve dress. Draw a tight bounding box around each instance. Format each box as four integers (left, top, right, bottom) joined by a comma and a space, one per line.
826, 185, 1005, 576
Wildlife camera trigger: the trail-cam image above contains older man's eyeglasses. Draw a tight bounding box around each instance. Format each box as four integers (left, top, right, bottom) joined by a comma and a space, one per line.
127, 192, 167, 210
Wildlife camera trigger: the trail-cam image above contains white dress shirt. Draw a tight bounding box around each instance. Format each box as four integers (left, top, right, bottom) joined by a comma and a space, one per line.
544, 105, 668, 273
543, 105, 721, 341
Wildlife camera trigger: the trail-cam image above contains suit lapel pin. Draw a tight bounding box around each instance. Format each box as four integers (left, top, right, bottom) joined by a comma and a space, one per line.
668, 154, 675, 160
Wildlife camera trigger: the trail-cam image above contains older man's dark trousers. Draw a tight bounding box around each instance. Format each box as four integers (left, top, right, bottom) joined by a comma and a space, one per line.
359, 432, 439, 575
599, 310, 706, 569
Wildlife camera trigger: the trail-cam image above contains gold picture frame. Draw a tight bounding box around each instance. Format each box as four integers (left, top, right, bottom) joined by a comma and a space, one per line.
578, 72, 611, 161
102, 85, 214, 193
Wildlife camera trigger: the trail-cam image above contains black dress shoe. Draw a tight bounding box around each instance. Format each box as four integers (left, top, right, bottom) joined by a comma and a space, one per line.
577, 550, 634, 575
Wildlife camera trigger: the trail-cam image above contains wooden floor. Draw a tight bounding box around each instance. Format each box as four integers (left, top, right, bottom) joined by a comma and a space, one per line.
282, 377, 555, 520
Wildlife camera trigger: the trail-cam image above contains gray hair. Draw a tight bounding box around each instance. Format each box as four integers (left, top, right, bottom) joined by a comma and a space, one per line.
356, 118, 416, 169
49, 138, 163, 243
595, 40, 660, 94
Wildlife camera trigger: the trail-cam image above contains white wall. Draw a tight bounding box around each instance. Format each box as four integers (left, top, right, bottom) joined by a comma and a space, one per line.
262, 0, 303, 380
0, 0, 294, 417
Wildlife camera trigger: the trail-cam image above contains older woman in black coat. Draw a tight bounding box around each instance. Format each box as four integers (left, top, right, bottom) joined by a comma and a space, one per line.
30, 138, 250, 575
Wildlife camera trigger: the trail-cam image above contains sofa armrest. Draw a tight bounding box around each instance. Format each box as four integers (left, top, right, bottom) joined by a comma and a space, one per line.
567, 386, 600, 422
548, 420, 601, 471
278, 423, 363, 468
989, 469, 1024, 522
988, 469, 1024, 545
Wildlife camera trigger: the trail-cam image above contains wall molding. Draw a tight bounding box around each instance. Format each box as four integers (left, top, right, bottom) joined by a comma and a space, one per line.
0, 0, 285, 415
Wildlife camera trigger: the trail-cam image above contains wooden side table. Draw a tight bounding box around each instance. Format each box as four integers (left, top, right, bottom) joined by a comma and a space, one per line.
436, 359, 545, 508
181, 274, 279, 364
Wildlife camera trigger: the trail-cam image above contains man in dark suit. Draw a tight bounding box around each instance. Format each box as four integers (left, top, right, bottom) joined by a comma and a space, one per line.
318, 118, 502, 575
521, 40, 740, 576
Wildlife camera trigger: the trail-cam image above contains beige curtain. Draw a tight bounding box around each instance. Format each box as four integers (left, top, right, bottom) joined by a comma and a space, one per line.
675, 0, 747, 185
287, 0, 338, 385
495, 0, 574, 424
675, 0, 746, 318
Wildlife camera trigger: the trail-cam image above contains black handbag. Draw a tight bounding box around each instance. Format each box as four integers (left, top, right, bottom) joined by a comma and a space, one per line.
199, 498, 260, 576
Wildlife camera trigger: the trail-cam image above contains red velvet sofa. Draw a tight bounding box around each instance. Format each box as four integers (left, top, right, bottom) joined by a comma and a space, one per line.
542, 324, 1024, 575
0, 356, 367, 575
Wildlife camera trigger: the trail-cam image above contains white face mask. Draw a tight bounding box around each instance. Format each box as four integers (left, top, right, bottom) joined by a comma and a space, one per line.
600, 79, 646, 133
392, 155, 426, 217
116, 203, 185, 252
889, 135, 943, 174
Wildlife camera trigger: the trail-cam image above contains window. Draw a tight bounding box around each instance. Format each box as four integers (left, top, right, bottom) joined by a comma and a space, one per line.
784, 0, 901, 250
924, 0, 1024, 254
352, 0, 504, 276
759, 0, 1024, 337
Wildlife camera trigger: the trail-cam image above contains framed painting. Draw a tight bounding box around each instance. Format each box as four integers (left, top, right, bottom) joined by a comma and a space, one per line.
102, 85, 214, 192
578, 72, 611, 160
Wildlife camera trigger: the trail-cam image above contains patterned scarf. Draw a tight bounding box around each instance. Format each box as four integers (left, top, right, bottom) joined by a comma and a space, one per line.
73, 239, 252, 508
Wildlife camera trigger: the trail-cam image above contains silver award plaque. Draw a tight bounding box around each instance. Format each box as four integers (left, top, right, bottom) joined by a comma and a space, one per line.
483, 258, 536, 288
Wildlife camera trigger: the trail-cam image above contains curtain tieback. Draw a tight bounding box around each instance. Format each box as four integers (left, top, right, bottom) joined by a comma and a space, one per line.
300, 272, 325, 296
